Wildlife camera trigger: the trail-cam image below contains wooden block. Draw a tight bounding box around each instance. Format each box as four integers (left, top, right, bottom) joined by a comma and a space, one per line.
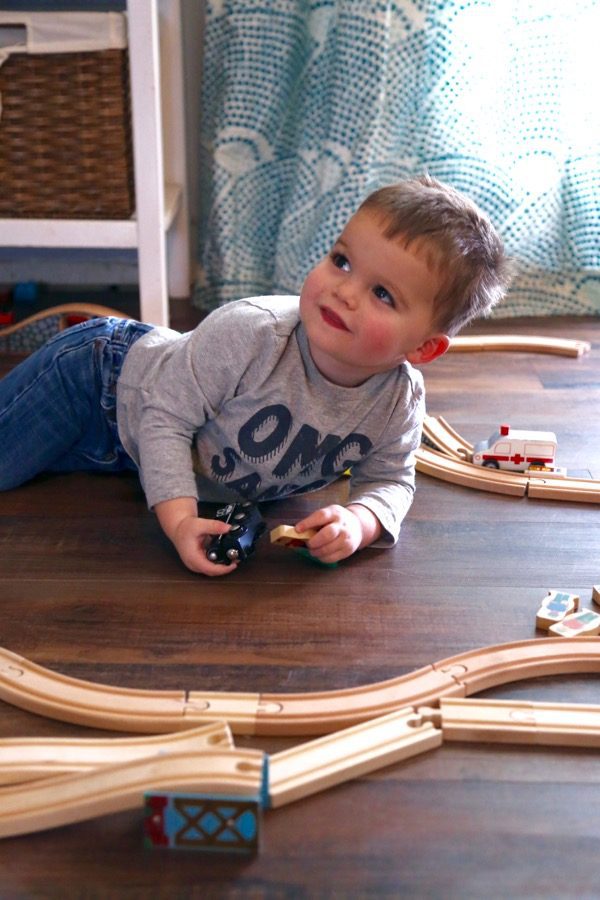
549, 610, 600, 638
270, 525, 317, 547
144, 793, 261, 854
592, 585, 600, 607
535, 591, 580, 630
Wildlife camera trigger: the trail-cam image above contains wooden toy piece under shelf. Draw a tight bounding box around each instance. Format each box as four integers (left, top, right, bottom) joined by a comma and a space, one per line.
535, 590, 580, 631
592, 585, 600, 607
549, 609, 600, 638
270, 525, 317, 548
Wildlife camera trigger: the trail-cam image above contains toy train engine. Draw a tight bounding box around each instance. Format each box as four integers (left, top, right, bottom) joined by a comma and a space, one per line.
472, 424, 557, 472
206, 502, 267, 565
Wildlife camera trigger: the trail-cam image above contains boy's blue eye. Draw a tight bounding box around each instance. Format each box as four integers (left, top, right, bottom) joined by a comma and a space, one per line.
331, 252, 350, 271
373, 285, 394, 306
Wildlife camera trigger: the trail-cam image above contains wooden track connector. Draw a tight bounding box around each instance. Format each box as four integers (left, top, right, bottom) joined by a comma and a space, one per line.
535, 591, 580, 631
549, 610, 600, 638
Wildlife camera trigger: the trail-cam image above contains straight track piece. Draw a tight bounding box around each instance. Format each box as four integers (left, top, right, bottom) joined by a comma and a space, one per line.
269, 707, 441, 807
426, 697, 600, 747
526, 476, 600, 504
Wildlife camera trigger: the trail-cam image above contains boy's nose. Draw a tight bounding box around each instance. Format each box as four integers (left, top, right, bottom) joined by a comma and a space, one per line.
334, 280, 359, 309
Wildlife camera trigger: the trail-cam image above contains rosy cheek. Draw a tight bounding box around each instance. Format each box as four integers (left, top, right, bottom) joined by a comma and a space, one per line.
300, 270, 322, 309
361, 323, 395, 355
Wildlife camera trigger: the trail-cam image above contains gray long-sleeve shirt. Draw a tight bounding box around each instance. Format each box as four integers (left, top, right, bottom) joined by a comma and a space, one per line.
116, 296, 425, 545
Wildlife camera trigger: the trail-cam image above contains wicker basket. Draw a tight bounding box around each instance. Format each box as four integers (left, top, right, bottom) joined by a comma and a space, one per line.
0, 17, 134, 219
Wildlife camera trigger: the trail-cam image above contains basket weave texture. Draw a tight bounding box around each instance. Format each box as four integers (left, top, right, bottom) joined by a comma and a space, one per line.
0, 48, 134, 219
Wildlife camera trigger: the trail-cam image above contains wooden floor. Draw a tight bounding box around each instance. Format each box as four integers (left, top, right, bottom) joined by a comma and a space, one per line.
1, 312, 600, 899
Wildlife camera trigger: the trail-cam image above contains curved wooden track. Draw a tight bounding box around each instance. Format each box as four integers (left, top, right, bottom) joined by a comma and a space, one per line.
0, 749, 265, 840
449, 334, 591, 357
421, 415, 473, 460
416, 445, 529, 496
419, 416, 600, 504
2, 639, 600, 737
0, 722, 232, 786
0, 303, 127, 340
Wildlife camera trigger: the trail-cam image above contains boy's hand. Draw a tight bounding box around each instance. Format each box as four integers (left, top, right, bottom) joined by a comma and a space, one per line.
154, 497, 238, 576
295, 503, 381, 564
172, 515, 239, 576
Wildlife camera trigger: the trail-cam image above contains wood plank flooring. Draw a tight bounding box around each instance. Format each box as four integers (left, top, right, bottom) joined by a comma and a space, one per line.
0, 313, 599, 898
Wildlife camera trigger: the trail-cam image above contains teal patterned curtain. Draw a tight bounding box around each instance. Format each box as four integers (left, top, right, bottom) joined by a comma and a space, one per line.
194, 0, 600, 318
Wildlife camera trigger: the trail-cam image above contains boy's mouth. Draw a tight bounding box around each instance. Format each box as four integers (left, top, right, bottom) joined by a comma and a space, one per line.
320, 306, 350, 331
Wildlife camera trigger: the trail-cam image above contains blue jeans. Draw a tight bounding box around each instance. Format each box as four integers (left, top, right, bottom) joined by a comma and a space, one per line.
0, 317, 153, 490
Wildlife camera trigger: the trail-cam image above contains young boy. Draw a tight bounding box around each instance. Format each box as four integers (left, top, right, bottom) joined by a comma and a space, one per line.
0, 176, 512, 575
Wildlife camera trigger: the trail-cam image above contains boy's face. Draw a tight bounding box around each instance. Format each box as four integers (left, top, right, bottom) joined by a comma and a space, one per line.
299, 208, 449, 386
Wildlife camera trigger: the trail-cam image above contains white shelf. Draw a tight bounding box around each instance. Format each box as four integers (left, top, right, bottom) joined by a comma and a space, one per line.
0, 185, 182, 250
0, 0, 190, 327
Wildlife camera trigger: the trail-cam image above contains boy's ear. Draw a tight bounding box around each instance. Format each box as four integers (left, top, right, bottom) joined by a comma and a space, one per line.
406, 334, 450, 365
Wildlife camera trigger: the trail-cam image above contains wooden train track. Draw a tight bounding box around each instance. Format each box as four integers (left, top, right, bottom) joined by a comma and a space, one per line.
0, 303, 127, 341
2, 639, 600, 837
0, 328, 595, 839
2, 638, 600, 737
419, 415, 600, 503
0, 748, 266, 840
0, 722, 232, 786
448, 334, 591, 357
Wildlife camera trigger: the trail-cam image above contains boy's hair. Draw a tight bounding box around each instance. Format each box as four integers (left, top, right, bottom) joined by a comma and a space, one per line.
359, 175, 513, 335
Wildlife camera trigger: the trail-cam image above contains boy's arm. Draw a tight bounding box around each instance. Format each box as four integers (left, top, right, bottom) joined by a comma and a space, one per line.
154, 497, 238, 576
295, 378, 425, 563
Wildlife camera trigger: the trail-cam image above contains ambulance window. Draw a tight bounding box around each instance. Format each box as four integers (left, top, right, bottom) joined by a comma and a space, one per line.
525, 443, 552, 457
494, 442, 510, 454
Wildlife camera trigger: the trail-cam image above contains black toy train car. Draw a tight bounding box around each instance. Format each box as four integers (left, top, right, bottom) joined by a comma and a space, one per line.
206, 502, 266, 565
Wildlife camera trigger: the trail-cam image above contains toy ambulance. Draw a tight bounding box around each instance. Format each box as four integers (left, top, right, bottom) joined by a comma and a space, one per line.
471, 424, 557, 472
